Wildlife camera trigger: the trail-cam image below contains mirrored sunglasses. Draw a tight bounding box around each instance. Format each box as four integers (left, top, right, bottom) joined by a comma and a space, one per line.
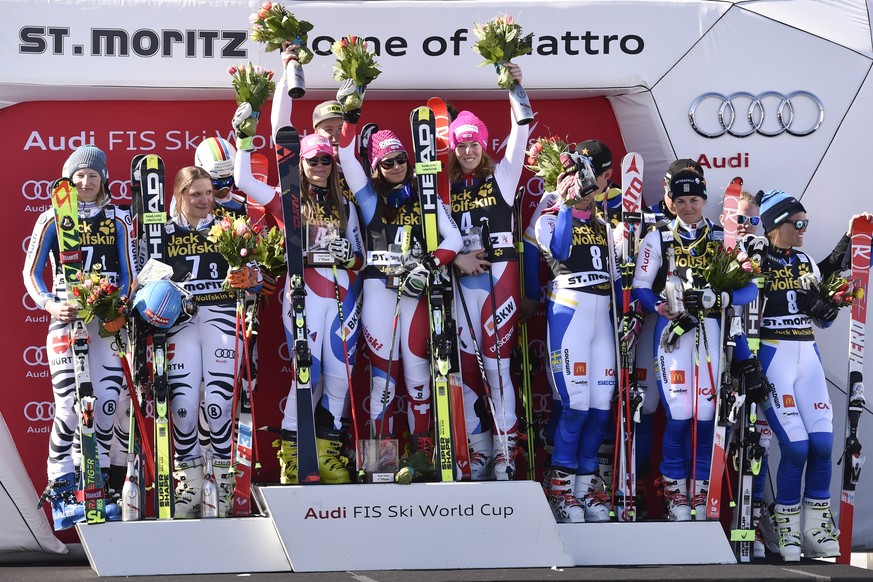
736, 214, 761, 226
379, 154, 408, 170
212, 176, 234, 190
304, 155, 333, 167
791, 219, 810, 230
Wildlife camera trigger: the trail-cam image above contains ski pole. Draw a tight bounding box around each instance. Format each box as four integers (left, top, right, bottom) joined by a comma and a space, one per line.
333, 264, 364, 479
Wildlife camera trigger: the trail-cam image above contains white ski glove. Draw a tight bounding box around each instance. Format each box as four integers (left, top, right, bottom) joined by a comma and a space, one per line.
401, 256, 437, 298
232, 102, 258, 150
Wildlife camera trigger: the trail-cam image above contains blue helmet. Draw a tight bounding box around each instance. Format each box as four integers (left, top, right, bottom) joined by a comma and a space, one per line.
134, 280, 183, 329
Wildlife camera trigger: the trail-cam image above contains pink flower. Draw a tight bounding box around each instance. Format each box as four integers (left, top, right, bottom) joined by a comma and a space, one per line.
248, 12, 259, 23
505, 15, 514, 25
736, 251, 748, 263
235, 222, 248, 236
221, 216, 232, 229
227, 66, 238, 75
833, 291, 844, 303
261, 1, 272, 9
741, 261, 752, 272
84, 279, 93, 290
257, 8, 269, 19
240, 248, 249, 257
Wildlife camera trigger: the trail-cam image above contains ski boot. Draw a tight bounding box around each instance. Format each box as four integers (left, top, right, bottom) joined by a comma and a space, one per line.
774, 503, 802, 561
597, 441, 615, 497
575, 474, 611, 522
172, 460, 203, 518
802, 498, 840, 558
493, 432, 518, 481
468, 431, 493, 481
40, 473, 86, 531
691, 479, 709, 521
214, 459, 235, 517
752, 501, 766, 559
315, 429, 352, 485
546, 468, 585, 523
276, 429, 298, 485
100, 468, 122, 522
658, 477, 692, 522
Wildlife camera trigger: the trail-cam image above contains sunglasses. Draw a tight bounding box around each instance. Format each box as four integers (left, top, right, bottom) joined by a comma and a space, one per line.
379, 154, 408, 170
789, 219, 810, 230
212, 176, 234, 190
304, 155, 333, 167
735, 214, 761, 226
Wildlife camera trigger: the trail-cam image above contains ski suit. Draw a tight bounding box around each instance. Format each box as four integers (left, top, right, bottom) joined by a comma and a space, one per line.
536, 205, 617, 474
633, 218, 756, 482
338, 125, 462, 435
23, 202, 135, 480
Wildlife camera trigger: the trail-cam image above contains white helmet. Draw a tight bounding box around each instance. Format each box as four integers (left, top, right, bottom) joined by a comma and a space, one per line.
194, 137, 236, 180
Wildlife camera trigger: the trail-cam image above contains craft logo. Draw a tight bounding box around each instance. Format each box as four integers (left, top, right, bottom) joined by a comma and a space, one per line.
670, 370, 685, 384
573, 362, 586, 376
783, 394, 796, 408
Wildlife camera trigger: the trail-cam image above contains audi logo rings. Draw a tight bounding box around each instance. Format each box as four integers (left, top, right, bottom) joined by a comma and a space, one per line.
24, 401, 55, 422
23, 346, 49, 366
689, 91, 824, 138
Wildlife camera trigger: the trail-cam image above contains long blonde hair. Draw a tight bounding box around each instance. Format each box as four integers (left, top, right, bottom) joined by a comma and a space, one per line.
172, 166, 213, 218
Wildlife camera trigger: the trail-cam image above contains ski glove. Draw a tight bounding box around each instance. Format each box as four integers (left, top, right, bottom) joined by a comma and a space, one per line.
684, 287, 730, 312
258, 272, 278, 296
797, 288, 839, 323
101, 315, 126, 334
401, 256, 437, 298
741, 234, 769, 268
227, 261, 263, 291
661, 312, 699, 353
232, 102, 259, 150
737, 358, 771, 404
620, 300, 646, 351
337, 79, 365, 123
327, 237, 355, 265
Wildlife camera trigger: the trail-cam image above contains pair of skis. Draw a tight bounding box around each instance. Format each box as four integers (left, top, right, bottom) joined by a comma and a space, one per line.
610, 152, 645, 520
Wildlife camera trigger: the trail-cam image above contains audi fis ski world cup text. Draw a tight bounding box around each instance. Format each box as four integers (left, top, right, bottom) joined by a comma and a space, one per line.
303, 503, 515, 520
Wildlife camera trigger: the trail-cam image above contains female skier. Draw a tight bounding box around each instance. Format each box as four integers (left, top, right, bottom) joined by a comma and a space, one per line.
24, 145, 133, 528
535, 158, 617, 522
632, 169, 756, 521
337, 95, 462, 465
161, 166, 263, 516
447, 62, 529, 480
232, 46, 365, 484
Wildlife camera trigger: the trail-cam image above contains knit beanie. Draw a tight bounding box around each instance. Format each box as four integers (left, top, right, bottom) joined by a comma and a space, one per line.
63, 145, 108, 183
757, 189, 806, 233
668, 169, 707, 200
449, 111, 489, 151
369, 130, 407, 172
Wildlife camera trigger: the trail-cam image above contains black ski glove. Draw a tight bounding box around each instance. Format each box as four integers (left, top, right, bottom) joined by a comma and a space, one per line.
684, 287, 730, 312
737, 358, 771, 404
337, 79, 365, 123
661, 312, 699, 353
797, 288, 839, 323
741, 234, 769, 267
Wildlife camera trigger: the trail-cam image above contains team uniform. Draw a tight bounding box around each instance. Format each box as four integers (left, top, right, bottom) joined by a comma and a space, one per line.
24, 194, 135, 529
536, 204, 617, 522
633, 214, 756, 520
449, 107, 529, 480
161, 212, 247, 516
338, 125, 462, 455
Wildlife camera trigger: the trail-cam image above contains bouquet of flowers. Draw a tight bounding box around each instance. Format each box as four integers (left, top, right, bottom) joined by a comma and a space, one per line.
525, 136, 573, 192
471, 14, 533, 89
255, 225, 287, 281
228, 63, 276, 136
818, 271, 864, 308
332, 35, 381, 110
703, 245, 763, 292
68, 264, 129, 337
249, 2, 314, 63
207, 215, 264, 289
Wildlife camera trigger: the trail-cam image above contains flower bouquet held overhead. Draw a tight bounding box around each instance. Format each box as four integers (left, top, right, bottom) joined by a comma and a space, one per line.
228, 63, 276, 148
525, 135, 573, 192
333, 35, 382, 123
249, 2, 314, 97
472, 14, 535, 124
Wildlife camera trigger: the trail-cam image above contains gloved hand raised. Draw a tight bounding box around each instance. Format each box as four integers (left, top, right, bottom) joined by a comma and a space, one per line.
327, 237, 355, 265
232, 103, 259, 150
337, 79, 365, 123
